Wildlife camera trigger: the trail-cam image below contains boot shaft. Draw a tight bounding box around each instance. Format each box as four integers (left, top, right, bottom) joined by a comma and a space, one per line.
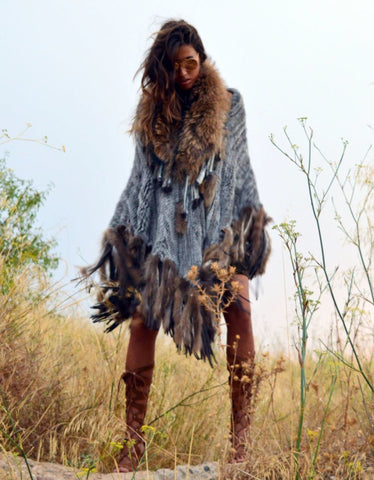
122, 363, 154, 437
227, 354, 254, 460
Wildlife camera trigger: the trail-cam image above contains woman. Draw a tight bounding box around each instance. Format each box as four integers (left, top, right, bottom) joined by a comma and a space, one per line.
83, 19, 271, 472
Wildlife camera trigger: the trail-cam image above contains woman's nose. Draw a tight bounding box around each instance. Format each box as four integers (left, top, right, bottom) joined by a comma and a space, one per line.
177, 66, 187, 77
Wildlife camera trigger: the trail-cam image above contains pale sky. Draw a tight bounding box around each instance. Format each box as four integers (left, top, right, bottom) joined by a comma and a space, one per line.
1, 0, 373, 349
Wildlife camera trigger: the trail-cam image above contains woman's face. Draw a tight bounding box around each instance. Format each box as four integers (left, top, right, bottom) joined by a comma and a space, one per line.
173, 44, 200, 90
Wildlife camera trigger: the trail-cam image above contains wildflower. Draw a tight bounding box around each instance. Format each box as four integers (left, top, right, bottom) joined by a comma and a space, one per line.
110, 441, 123, 450
210, 261, 219, 272
230, 280, 241, 292
187, 265, 198, 281
198, 294, 207, 304
350, 461, 362, 473
218, 268, 227, 279
307, 428, 318, 440
228, 265, 236, 275
141, 424, 155, 434
212, 283, 222, 293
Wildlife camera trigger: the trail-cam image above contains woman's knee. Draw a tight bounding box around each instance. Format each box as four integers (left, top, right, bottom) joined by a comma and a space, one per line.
130, 313, 159, 341
225, 274, 255, 358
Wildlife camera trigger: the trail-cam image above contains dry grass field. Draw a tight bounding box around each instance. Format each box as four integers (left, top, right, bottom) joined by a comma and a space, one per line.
0, 263, 373, 480
1, 129, 373, 479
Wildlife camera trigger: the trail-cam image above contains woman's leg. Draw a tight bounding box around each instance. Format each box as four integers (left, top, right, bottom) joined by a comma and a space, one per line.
224, 274, 255, 463
116, 312, 158, 473
225, 274, 254, 361
125, 312, 158, 371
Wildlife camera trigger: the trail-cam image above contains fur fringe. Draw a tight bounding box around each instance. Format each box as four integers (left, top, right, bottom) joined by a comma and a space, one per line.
80, 206, 271, 364
135, 61, 231, 184
200, 172, 218, 209
175, 201, 188, 235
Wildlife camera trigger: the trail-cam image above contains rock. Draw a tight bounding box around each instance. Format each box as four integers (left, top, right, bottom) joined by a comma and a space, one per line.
0, 453, 219, 480
153, 462, 217, 479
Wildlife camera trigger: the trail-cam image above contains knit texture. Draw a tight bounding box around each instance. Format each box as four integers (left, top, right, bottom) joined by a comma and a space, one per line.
110, 90, 261, 276
83, 72, 271, 363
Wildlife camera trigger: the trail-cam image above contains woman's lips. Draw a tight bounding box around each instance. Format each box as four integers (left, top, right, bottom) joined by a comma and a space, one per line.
178, 78, 191, 86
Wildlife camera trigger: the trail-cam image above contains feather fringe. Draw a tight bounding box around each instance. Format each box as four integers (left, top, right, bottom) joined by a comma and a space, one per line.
80, 206, 271, 365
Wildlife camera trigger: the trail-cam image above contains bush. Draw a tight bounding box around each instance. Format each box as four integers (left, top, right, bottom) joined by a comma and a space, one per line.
0, 156, 58, 292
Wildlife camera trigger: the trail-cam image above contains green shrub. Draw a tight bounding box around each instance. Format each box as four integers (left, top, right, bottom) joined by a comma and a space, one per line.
0, 156, 59, 292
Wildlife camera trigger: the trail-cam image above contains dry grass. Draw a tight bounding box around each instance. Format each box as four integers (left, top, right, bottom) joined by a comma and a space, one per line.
0, 263, 373, 479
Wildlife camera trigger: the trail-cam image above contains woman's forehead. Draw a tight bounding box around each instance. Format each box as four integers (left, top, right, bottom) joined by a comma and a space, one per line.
173, 44, 198, 60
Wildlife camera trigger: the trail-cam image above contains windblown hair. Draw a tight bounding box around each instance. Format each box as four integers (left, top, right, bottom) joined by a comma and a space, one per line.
131, 20, 207, 146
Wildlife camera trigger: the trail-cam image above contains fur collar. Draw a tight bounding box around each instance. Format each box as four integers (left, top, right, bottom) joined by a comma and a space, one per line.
136, 61, 231, 183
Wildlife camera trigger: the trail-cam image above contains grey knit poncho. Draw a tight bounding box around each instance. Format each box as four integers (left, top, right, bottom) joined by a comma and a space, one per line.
84, 62, 271, 363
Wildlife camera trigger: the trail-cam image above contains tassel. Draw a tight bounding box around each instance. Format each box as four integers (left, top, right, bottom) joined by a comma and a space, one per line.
200, 154, 218, 209
183, 175, 189, 213
206, 154, 216, 173
175, 201, 188, 235
200, 173, 218, 209
191, 184, 202, 209
162, 176, 172, 193
162, 271, 178, 333
190, 293, 203, 354
200, 310, 216, 367
196, 162, 207, 185
141, 255, 161, 330
173, 281, 188, 347
179, 294, 194, 354
155, 163, 164, 187
154, 259, 177, 329
175, 176, 189, 234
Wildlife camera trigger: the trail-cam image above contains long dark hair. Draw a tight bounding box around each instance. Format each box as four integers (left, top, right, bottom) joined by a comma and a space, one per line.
132, 20, 207, 143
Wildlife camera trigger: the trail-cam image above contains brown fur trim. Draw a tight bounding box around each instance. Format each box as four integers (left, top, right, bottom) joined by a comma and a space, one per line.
200, 172, 219, 209
189, 292, 203, 355
172, 279, 188, 347
80, 207, 270, 363
135, 61, 231, 184
80, 226, 145, 331
175, 200, 188, 235
178, 293, 194, 352
141, 255, 161, 330
231, 206, 272, 278
177, 291, 203, 355
153, 258, 178, 331
200, 227, 233, 282
201, 206, 272, 279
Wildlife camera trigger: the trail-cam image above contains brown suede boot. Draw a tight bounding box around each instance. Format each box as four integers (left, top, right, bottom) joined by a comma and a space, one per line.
115, 363, 154, 473
227, 354, 254, 463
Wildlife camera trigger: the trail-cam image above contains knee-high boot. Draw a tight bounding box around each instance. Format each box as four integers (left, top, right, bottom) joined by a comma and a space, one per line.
116, 363, 154, 473
227, 353, 254, 462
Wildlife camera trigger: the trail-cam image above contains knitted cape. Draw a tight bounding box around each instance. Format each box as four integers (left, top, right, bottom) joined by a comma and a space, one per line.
82, 62, 271, 364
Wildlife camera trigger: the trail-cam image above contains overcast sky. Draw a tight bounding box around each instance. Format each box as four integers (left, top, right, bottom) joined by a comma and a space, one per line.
1, 0, 373, 349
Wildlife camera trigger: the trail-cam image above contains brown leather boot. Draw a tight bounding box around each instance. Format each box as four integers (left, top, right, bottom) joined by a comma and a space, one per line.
227, 354, 254, 463
115, 363, 154, 473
